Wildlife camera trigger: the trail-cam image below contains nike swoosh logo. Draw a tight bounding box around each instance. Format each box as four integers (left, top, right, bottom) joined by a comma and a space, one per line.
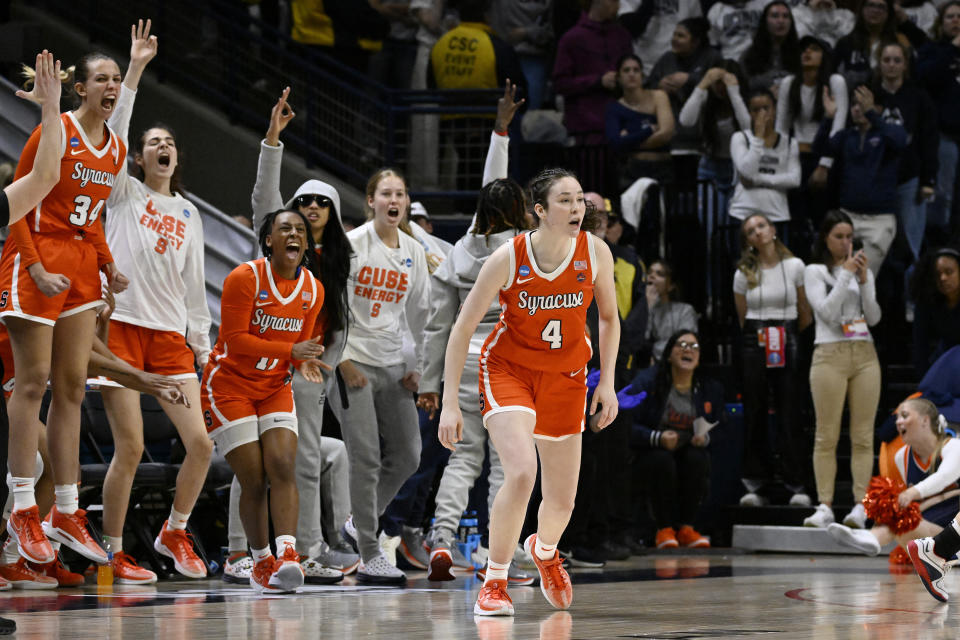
516, 277, 534, 284
255, 301, 271, 307
70, 148, 84, 155
569, 367, 584, 377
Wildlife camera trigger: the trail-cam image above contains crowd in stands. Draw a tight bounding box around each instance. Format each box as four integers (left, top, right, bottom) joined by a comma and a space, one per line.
2, 0, 960, 606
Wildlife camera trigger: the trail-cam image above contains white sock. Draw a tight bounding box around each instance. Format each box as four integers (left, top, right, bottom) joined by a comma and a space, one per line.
104, 535, 123, 554
484, 560, 509, 584
54, 484, 78, 515
1, 539, 19, 564
534, 536, 557, 561
168, 507, 190, 530
252, 546, 272, 563
8, 476, 36, 511
275, 535, 297, 557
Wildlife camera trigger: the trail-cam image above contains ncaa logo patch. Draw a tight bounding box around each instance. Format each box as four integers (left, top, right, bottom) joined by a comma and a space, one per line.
183, 208, 191, 218
518, 265, 531, 277
69, 136, 80, 148
405, 258, 413, 267
258, 290, 268, 300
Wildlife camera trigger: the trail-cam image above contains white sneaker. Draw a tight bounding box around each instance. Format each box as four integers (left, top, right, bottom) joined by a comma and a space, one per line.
356, 552, 407, 585
739, 492, 767, 507
514, 543, 536, 571
222, 552, 254, 584
378, 531, 401, 567
843, 503, 867, 529
789, 493, 812, 507
300, 556, 345, 584
827, 523, 881, 556
803, 503, 835, 528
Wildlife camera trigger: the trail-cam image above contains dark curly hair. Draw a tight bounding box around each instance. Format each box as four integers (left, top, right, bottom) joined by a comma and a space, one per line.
471, 178, 529, 238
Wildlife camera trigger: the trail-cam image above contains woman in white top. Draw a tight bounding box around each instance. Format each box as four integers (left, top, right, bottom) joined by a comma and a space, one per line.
330, 168, 430, 585
802, 210, 882, 529
827, 398, 960, 555
734, 213, 812, 507
97, 22, 212, 583
729, 88, 801, 225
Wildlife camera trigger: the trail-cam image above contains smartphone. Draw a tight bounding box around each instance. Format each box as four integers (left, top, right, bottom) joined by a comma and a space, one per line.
852, 238, 863, 253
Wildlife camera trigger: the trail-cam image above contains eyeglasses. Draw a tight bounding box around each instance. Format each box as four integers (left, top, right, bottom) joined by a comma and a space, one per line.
676, 341, 700, 351
295, 194, 333, 209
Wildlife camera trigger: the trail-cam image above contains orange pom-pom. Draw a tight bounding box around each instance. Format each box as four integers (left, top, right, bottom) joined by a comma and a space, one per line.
862, 476, 922, 535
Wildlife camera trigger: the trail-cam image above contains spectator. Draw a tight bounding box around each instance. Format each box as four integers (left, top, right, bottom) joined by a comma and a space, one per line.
910, 247, 960, 377
793, 0, 855, 47
802, 210, 882, 529
605, 53, 676, 192
777, 36, 848, 228
827, 398, 958, 556
679, 63, 752, 224
729, 88, 802, 229
620, 0, 703, 76
816, 84, 907, 273
643, 259, 699, 364
900, 0, 939, 39
733, 214, 812, 507
740, 1, 801, 94
628, 330, 720, 549
917, 1, 960, 238
646, 18, 724, 183
368, 1, 419, 90
834, 0, 921, 90
489, 0, 554, 110
873, 40, 938, 264
552, 0, 632, 146
707, 0, 765, 62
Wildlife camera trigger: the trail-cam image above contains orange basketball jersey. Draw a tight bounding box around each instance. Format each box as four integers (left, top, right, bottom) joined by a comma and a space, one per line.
481, 231, 596, 372
203, 258, 323, 392
10, 112, 126, 268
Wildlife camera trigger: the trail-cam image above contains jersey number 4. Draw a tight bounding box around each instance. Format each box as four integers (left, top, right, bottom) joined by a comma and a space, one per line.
541, 319, 562, 349
70, 195, 105, 227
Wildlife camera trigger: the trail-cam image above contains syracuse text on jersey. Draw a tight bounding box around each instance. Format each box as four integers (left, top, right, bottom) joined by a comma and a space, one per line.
139, 199, 187, 251
516, 290, 585, 316
251, 308, 304, 335
353, 266, 408, 304
70, 162, 116, 188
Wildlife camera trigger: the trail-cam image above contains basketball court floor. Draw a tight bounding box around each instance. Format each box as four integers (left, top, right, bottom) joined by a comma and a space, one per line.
0, 552, 953, 639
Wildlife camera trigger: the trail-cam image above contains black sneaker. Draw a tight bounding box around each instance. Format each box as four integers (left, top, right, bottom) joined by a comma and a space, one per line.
565, 547, 605, 568
0, 617, 13, 636
600, 540, 630, 561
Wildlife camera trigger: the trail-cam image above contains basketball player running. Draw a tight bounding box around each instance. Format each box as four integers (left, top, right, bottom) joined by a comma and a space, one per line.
0, 43, 130, 569
202, 209, 328, 594
438, 168, 620, 616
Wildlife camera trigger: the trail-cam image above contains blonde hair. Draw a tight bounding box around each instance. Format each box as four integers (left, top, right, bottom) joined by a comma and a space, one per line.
905, 397, 950, 473
735, 214, 795, 289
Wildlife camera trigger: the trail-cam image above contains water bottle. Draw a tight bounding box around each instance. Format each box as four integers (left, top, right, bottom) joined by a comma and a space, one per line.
97, 538, 114, 586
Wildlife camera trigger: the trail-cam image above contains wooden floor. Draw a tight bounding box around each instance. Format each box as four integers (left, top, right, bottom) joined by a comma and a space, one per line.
0, 552, 956, 639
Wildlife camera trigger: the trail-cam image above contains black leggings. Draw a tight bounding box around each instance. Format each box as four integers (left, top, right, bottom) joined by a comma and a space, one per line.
639, 445, 710, 529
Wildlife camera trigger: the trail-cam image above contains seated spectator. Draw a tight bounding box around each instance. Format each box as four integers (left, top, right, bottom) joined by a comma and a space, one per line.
793, 0, 855, 47
917, 1, 960, 238
628, 330, 721, 549
803, 210, 882, 529
729, 88, 801, 230
827, 398, 959, 555
643, 259, 699, 364
605, 54, 676, 192
646, 18, 724, 181
873, 41, 938, 264
489, 0, 554, 110
911, 247, 960, 377
740, 1, 801, 94
553, 0, 632, 146
777, 36, 848, 228
734, 214, 812, 507
679, 62, 752, 221
620, 0, 703, 76
815, 84, 907, 273
707, 0, 766, 62
834, 0, 925, 90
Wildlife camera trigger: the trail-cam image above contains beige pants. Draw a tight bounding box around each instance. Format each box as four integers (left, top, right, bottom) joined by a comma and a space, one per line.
809, 340, 881, 504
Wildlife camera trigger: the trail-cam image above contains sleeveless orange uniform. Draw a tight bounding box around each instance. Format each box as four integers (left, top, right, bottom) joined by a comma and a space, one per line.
0, 112, 125, 324
479, 231, 597, 440
0, 325, 13, 400
202, 258, 323, 443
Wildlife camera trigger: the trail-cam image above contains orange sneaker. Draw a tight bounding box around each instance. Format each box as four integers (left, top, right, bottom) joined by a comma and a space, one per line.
250, 555, 279, 594
7, 506, 54, 564
154, 521, 207, 579
524, 534, 573, 610
655, 527, 679, 549
42, 507, 106, 563
268, 542, 304, 593
0, 575, 9, 591
0, 558, 57, 589
112, 552, 158, 585
474, 579, 514, 616
676, 525, 710, 548
30, 551, 85, 587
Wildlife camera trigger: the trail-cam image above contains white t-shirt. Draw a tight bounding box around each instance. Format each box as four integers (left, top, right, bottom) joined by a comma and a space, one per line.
105, 85, 211, 365
729, 131, 801, 221
342, 221, 430, 372
707, 0, 766, 61
620, 0, 702, 75
733, 256, 805, 320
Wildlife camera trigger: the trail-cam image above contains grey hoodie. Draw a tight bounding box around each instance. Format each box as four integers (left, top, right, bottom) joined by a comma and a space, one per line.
420, 229, 519, 394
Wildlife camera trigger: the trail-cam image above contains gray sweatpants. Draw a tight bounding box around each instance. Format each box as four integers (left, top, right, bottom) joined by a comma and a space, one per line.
431, 364, 503, 536
328, 361, 420, 561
